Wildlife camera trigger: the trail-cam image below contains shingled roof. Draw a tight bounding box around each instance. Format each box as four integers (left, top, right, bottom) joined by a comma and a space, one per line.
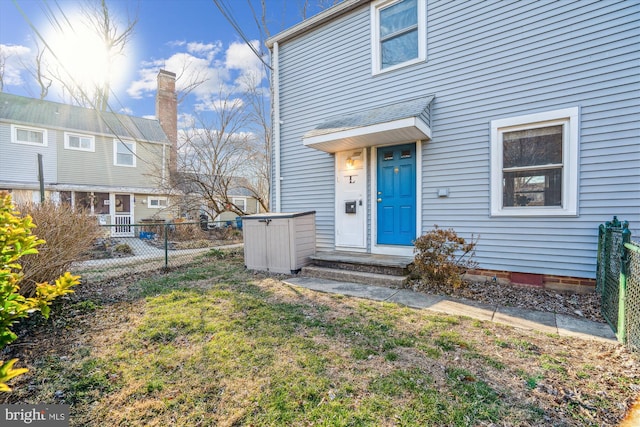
302, 96, 434, 153
0, 92, 169, 144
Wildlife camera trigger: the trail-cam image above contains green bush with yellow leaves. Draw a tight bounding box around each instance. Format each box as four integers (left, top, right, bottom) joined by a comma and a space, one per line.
0, 193, 80, 391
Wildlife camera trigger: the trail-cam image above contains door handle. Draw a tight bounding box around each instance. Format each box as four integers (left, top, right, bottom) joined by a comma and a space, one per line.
377, 198, 382, 203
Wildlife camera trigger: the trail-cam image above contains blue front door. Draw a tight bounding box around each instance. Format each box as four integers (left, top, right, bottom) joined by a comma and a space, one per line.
376, 143, 416, 245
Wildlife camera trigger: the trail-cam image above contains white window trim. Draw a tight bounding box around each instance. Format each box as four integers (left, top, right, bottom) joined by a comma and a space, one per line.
147, 197, 167, 209
232, 197, 247, 211
490, 107, 579, 217
64, 132, 95, 152
113, 139, 136, 167
371, 0, 426, 75
11, 124, 48, 147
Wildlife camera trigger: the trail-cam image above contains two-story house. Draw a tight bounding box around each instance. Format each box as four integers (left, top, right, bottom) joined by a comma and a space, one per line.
266, 0, 639, 290
0, 70, 179, 236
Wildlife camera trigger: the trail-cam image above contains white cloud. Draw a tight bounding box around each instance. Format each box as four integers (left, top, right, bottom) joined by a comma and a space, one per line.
127, 39, 267, 113
194, 97, 244, 113
167, 40, 186, 48
187, 41, 222, 60
126, 63, 161, 99
127, 50, 229, 101
0, 44, 32, 87
224, 40, 267, 89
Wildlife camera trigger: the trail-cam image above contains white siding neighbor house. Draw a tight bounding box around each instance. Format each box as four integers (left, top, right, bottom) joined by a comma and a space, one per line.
266, 0, 639, 290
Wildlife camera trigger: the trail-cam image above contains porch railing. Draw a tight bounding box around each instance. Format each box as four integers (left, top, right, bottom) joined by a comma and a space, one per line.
113, 214, 134, 237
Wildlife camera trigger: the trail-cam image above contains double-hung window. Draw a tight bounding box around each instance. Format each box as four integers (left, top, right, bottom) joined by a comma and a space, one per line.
371, 0, 425, 74
148, 197, 167, 209
113, 139, 136, 167
233, 197, 247, 212
11, 124, 47, 146
490, 107, 579, 217
65, 132, 94, 151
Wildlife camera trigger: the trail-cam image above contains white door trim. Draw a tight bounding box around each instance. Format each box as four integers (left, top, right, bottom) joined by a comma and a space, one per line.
371, 140, 422, 256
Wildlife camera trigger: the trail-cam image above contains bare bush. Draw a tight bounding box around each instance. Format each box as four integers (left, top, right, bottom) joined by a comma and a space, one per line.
170, 221, 209, 242
17, 202, 102, 296
412, 226, 479, 289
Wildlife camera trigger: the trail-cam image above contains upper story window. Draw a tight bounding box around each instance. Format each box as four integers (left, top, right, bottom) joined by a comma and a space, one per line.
233, 197, 247, 212
113, 139, 136, 167
371, 0, 426, 74
65, 132, 95, 152
11, 124, 47, 146
490, 107, 579, 217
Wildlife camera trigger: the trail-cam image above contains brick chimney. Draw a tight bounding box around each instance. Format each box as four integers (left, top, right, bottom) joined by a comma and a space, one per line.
156, 69, 177, 175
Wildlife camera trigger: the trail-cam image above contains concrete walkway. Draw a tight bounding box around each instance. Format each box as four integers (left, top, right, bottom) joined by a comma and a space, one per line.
283, 277, 617, 343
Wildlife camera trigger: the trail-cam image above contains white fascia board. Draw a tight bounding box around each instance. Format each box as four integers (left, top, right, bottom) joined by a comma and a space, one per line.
303, 117, 430, 152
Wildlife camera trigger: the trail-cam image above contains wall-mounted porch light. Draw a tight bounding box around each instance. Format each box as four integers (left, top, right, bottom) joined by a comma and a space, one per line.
346, 151, 362, 169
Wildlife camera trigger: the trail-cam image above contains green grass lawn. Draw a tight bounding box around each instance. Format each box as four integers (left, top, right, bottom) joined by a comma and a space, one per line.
4, 248, 638, 426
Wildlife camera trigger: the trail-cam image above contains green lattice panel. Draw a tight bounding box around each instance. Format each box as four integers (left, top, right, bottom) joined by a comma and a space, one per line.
626, 241, 640, 351
601, 231, 622, 330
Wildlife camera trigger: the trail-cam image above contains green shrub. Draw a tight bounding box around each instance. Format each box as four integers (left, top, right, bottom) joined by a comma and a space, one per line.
16, 201, 101, 297
412, 226, 478, 289
0, 193, 80, 391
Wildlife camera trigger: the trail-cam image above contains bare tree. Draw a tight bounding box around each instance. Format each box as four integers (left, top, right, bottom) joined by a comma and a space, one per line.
174, 63, 210, 105
18, 40, 52, 99
38, 0, 137, 110
33, 43, 52, 99
174, 89, 254, 219
82, 0, 137, 110
0, 48, 5, 92
239, 73, 271, 213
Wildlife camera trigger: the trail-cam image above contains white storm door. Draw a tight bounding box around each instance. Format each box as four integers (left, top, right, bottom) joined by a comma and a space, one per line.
335, 150, 366, 249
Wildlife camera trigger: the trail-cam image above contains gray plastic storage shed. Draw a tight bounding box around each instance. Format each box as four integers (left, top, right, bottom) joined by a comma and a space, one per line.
242, 211, 316, 274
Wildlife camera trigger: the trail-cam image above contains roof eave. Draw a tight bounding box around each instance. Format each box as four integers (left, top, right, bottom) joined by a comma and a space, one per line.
266, 0, 370, 48
303, 117, 432, 153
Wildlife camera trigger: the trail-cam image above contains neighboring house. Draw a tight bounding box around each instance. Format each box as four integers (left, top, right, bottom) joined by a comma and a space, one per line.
266, 0, 639, 289
213, 187, 263, 225
0, 70, 179, 236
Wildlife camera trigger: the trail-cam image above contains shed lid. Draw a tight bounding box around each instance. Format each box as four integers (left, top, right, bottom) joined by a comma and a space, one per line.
242, 211, 316, 220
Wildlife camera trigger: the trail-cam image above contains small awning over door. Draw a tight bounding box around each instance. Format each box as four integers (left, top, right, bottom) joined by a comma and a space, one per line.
302, 96, 434, 153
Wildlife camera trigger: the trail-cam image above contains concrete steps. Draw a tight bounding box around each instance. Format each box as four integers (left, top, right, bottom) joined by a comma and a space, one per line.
300, 251, 414, 288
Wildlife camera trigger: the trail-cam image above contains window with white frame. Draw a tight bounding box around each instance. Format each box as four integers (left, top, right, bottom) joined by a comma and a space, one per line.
11, 124, 47, 146
233, 197, 246, 212
113, 139, 136, 166
65, 132, 94, 151
148, 197, 167, 209
371, 0, 425, 74
490, 107, 579, 217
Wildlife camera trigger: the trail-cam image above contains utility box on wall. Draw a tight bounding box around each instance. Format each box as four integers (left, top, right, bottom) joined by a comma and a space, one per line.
242, 211, 316, 274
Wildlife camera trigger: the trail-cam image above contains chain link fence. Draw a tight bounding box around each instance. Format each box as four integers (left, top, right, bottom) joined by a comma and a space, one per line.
596, 216, 639, 350
73, 220, 243, 281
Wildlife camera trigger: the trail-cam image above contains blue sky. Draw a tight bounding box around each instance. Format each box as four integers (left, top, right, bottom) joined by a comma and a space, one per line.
0, 0, 329, 120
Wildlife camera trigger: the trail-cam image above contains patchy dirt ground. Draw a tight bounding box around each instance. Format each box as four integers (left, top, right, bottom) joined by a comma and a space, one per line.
409, 278, 604, 323
1, 266, 638, 426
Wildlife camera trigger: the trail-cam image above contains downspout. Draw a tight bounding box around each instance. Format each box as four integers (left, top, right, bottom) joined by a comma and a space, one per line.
273, 41, 282, 212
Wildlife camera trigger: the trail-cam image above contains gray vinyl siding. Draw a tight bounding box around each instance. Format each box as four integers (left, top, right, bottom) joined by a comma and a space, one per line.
0, 122, 57, 185
275, 0, 640, 279
57, 136, 165, 189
